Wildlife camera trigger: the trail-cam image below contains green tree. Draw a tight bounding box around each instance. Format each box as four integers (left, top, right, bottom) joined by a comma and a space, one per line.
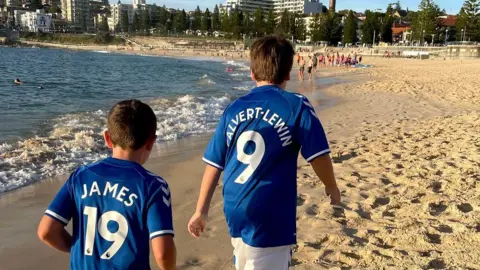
309, 13, 321, 42
100, 16, 109, 32
121, 10, 129, 33
201, 8, 212, 32
265, 9, 276, 34
48, 3, 61, 14
212, 5, 221, 31
132, 12, 140, 33
343, 10, 357, 43
320, 12, 343, 44
193, 5, 202, 30
295, 15, 306, 41
278, 9, 291, 35
253, 8, 264, 36
220, 9, 231, 32
362, 10, 380, 44
411, 0, 442, 43
381, 13, 394, 42
173, 10, 187, 34
243, 11, 252, 36
29, 0, 42, 10
141, 10, 150, 35
231, 8, 243, 39
456, 0, 480, 41
289, 12, 297, 39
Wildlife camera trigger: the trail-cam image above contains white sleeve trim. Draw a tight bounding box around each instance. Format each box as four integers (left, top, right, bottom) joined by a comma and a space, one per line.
202, 157, 224, 170
150, 230, 175, 238
306, 149, 331, 162
45, 209, 68, 224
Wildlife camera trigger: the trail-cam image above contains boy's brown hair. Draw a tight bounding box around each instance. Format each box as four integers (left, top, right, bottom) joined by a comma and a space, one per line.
107, 99, 157, 150
250, 36, 295, 85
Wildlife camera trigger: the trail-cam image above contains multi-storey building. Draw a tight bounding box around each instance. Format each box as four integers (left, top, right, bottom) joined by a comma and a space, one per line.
61, 0, 90, 29
108, 2, 134, 31
221, 0, 323, 15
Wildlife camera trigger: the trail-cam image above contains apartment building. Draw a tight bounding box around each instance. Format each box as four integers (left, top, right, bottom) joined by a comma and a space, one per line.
221, 0, 323, 14
108, 2, 134, 31
61, 0, 90, 29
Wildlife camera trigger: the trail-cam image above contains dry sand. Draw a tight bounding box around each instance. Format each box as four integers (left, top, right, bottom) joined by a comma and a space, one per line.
293, 58, 480, 269
0, 58, 479, 270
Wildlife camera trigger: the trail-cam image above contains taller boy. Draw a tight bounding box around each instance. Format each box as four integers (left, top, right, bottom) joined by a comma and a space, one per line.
188, 36, 341, 269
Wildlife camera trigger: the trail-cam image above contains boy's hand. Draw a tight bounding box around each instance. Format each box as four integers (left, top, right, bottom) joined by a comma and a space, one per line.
325, 185, 341, 205
188, 212, 208, 238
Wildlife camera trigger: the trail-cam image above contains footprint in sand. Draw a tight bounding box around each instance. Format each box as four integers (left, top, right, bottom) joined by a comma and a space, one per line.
306, 204, 319, 216
457, 203, 473, 213
297, 194, 307, 206
429, 181, 443, 193
372, 197, 391, 209
425, 233, 442, 244
341, 251, 362, 260
435, 225, 453, 234
428, 202, 447, 216
428, 259, 446, 269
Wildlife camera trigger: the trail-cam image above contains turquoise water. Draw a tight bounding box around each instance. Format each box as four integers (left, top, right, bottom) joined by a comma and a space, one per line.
0, 48, 254, 192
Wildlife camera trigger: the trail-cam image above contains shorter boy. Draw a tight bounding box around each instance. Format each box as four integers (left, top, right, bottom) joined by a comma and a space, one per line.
38, 100, 176, 270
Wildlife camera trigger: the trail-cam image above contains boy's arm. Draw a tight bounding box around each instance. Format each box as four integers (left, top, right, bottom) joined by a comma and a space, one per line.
195, 165, 222, 215
38, 172, 76, 252
296, 96, 341, 204
310, 154, 341, 205
151, 235, 176, 270
146, 179, 176, 269
189, 109, 227, 238
188, 165, 222, 238
37, 215, 72, 253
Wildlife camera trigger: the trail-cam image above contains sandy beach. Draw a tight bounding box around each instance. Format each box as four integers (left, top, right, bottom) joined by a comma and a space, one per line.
1, 57, 479, 269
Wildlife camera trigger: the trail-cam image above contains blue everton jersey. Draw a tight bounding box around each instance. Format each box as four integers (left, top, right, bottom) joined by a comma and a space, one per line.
45, 157, 174, 270
203, 85, 330, 248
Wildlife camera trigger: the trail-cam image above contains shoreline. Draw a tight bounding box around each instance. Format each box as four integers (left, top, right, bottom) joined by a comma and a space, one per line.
0, 67, 339, 269
18, 40, 250, 61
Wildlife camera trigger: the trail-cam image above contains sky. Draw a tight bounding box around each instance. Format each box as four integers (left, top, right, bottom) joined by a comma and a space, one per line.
146, 0, 463, 15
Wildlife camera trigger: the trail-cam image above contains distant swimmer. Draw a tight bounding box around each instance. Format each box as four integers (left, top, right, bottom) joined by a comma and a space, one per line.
225, 67, 234, 72
38, 84, 44, 89
14, 78, 22, 85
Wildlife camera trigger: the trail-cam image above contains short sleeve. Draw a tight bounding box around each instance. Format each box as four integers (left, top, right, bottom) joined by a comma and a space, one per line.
147, 181, 174, 239
203, 111, 228, 170
296, 97, 330, 162
45, 171, 76, 225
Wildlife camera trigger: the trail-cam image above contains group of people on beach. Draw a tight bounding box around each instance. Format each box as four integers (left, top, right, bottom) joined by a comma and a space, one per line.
296, 52, 363, 80
36, 36, 340, 270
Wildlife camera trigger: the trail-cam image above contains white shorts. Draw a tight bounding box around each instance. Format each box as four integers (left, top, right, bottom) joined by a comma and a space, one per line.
231, 238, 292, 270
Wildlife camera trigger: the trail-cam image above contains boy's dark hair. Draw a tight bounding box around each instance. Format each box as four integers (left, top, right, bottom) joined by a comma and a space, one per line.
250, 35, 295, 85
107, 99, 157, 150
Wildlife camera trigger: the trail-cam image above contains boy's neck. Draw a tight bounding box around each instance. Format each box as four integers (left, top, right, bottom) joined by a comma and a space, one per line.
256, 81, 287, 90
111, 148, 146, 165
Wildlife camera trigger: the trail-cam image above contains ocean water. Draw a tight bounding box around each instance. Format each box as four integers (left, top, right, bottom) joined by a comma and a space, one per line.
0, 47, 255, 193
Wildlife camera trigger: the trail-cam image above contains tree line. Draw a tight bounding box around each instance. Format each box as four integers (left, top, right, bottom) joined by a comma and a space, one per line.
115, 0, 479, 43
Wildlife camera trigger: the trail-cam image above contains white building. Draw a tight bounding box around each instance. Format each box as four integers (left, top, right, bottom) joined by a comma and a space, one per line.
15, 9, 52, 32
132, 0, 145, 9
6, 0, 21, 7
221, 0, 323, 15
108, 3, 135, 31
61, 0, 89, 29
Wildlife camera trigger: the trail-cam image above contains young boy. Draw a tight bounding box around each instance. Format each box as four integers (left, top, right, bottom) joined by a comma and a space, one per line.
38, 100, 176, 270
188, 36, 341, 269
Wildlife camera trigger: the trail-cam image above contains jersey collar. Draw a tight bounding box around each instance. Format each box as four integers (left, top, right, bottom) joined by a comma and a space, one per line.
103, 157, 142, 168
250, 84, 282, 93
